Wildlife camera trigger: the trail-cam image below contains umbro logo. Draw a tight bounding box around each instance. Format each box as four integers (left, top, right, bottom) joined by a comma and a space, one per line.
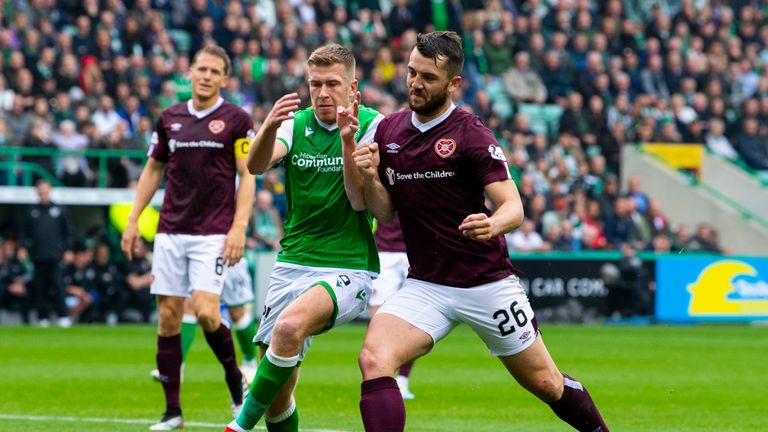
170, 123, 182, 132
305, 126, 313, 137
386, 143, 400, 154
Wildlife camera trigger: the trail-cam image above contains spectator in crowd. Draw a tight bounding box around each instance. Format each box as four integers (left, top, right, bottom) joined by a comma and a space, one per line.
705, 118, 739, 160
248, 189, 283, 252
91, 243, 122, 325
502, 51, 547, 103
62, 243, 95, 323
735, 117, 768, 169
122, 237, 153, 323
20, 179, 73, 327
506, 219, 547, 252
0, 239, 32, 323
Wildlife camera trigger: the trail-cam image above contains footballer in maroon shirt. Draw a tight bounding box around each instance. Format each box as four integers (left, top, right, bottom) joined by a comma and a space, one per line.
354, 32, 608, 432
121, 46, 253, 430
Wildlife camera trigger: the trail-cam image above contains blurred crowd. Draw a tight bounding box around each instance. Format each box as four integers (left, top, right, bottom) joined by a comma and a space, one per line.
3, 0, 751, 322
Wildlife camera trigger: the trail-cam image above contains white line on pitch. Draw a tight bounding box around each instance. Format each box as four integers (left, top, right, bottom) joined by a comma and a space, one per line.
0, 414, 350, 432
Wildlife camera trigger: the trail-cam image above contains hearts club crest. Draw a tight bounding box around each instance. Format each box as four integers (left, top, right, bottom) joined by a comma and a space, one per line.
208, 119, 225, 134
434, 138, 456, 158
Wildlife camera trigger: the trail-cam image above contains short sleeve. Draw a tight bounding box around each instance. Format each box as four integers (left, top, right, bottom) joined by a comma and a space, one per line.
463, 117, 511, 186
276, 118, 295, 153
149, 115, 169, 162
358, 113, 384, 146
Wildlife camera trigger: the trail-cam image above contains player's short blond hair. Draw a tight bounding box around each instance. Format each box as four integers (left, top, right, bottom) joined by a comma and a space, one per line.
307, 44, 356, 81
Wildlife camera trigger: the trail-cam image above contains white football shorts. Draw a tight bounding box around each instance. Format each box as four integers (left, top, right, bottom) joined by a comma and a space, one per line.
369, 252, 409, 307
221, 258, 254, 307
151, 233, 228, 297
377, 275, 539, 356
254, 263, 373, 361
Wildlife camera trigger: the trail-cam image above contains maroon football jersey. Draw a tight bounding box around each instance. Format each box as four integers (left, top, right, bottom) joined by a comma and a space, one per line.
375, 106, 513, 287
150, 99, 254, 235
375, 217, 406, 253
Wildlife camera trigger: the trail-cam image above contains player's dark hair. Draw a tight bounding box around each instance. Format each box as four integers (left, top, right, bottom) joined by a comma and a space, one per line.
415, 31, 464, 78
192, 45, 232, 76
308, 43, 356, 81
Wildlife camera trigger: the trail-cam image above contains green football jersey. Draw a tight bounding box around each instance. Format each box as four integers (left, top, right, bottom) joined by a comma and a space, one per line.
274, 105, 382, 273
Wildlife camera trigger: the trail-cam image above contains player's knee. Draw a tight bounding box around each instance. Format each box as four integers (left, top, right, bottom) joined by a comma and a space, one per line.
526, 370, 564, 403
195, 308, 221, 331
272, 314, 305, 346
358, 345, 389, 377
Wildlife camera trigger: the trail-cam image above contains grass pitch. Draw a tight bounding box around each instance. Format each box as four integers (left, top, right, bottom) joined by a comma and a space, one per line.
0, 323, 764, 431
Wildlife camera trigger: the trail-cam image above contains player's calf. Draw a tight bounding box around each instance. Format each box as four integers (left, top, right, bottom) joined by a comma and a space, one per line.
547, 373, 608, 432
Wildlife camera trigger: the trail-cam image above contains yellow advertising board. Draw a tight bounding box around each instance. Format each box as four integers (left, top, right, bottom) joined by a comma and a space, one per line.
642, 144, 704, 175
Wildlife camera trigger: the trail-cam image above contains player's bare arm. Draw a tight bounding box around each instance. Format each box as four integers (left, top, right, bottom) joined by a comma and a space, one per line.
459, 179, 524, 241
354, 142, 395, 222
338, 92, 367, 211
121, 157, 166, 260
247, 93, 300, 174
223, 157, 256, 266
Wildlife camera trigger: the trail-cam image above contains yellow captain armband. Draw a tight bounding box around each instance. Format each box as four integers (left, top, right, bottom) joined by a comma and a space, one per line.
234, 138, 252, 158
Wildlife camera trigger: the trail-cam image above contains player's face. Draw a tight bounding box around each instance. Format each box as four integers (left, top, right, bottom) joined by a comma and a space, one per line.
189, 53, 228, 102
307, 63, 357, 124
407, 49, 461, 118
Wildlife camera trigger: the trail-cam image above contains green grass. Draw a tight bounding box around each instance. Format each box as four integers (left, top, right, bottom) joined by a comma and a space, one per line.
0, 324, 765, 431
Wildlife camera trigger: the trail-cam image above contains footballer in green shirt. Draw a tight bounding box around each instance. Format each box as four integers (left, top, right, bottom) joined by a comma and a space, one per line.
226, 44, 382, 432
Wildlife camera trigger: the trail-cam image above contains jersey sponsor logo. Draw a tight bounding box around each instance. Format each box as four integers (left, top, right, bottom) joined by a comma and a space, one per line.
385, 167, 396, 186
384, 168, 457, 185
170, 122, 183, 132
386, 143, 401, 154
291, 152, 343, 172
305, 126, 313, 137
208, 119, 226, 134
488, 144, 505, 161
434, 137, 457, 158
168, 139, 225, 153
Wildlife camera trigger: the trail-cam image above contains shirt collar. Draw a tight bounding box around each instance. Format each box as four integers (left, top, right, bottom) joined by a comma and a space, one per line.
411, 103, 456, 132
187, 97, 224, 119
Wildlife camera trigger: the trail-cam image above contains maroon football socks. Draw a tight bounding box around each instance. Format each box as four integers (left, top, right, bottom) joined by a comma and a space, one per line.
360, 377, 406, 431
548, 373, 609, 432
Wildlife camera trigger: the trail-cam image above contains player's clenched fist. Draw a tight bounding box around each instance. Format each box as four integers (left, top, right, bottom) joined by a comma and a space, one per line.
458, 213, 497, 241
354, 142, 380, 178
264, 93, 301, 130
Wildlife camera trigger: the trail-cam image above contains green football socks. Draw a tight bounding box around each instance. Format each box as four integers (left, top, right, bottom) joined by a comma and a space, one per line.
266, 400, 299, 432
234, 313, 257, 362
236, 349, 299, 430
180, 314, 198, 361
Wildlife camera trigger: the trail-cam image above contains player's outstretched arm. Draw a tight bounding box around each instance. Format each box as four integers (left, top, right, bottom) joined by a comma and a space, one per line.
223, 157, 255, 266
121, 157, 166, 260
247, 93, 300, 174
459, 179, 524, 241
354, 142, 395, 222
338, 92, 366, 211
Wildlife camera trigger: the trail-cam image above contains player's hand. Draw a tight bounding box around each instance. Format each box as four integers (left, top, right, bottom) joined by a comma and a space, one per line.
121, 221, 140, 260
222, 226, 246, 266
264, 93, 301, 130
338, 92, 361, 142
354, 142, 380, 179
459, 213, 497, 241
